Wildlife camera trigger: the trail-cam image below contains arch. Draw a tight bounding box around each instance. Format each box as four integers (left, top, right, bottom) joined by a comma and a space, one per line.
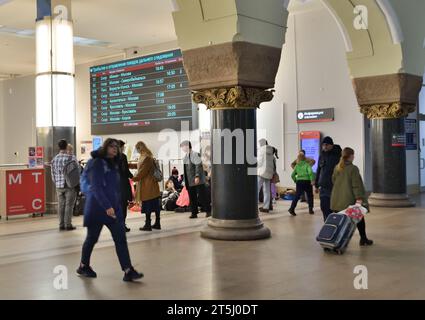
375, 0, 403, 45
319, 0, 352, 52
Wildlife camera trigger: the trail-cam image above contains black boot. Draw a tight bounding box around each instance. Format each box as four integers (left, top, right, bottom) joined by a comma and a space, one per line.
152, 212, 161, 230
359, 238, 374, 246
140, 213, 152, 231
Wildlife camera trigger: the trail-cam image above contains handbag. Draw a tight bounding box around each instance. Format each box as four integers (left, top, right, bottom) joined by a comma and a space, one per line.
152, 158, 164, 182
271, 173, 280, 184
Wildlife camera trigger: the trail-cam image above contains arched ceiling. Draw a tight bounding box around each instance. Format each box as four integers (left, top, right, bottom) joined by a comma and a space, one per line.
173, 0, 424, 79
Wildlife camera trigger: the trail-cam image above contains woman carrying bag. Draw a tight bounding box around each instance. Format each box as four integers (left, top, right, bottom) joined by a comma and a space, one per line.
133, 141, 161, 232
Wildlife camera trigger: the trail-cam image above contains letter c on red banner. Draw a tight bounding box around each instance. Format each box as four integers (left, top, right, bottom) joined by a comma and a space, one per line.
32, 199, 43, 210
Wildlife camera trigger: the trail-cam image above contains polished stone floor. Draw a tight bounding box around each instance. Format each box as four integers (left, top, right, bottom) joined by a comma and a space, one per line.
1, 195, 425, 300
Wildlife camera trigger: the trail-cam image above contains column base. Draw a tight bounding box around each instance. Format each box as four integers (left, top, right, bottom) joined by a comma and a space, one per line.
44, 202, 58, 215
201, 218, 271, 241
368, 193, 415, 208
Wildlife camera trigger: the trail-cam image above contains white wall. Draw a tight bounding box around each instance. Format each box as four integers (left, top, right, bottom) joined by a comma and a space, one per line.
0, 76, 36, 164
0, 80, 4, 164
259, 8, 364, 188
75, 41, 210, 176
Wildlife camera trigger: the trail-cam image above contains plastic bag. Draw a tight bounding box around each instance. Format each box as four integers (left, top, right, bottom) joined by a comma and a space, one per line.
343, 205, 368, 224
176, 186, 190, 207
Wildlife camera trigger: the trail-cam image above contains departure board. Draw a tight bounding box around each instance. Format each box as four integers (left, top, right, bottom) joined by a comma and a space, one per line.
90, 49, 195, 135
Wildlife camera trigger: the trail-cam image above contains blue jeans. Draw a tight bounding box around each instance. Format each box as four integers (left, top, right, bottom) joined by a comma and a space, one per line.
258, 177, 271, 210
81, 221, 132, 271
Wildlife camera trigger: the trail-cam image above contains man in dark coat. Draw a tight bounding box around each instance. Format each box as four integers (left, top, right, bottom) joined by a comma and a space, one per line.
314, 136, 342, 221
180, 140, 211, 219
118, 140, 133, 232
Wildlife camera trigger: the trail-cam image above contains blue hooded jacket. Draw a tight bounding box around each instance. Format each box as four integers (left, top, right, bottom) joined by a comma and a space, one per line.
83, 150, 123, 227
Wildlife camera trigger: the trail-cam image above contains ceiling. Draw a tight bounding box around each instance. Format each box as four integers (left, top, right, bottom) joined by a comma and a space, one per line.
0, 0, 177, 76
0, 0, 323, 77
288, 0, 323, 13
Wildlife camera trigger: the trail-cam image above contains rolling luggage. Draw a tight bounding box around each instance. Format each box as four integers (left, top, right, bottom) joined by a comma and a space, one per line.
316, 213, 356, 255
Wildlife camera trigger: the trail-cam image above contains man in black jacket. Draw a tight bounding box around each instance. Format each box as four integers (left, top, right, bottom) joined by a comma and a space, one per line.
180, 140, 211, 219
117, 140, 133, 232
314, 136, 342, 221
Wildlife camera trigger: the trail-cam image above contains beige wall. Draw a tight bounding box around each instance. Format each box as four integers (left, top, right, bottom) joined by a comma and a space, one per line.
0, 76, 36, 164
0, 80, 4, 164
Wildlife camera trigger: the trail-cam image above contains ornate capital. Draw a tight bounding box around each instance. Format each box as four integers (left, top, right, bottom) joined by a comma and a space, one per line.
192, 86, 274, 110
360, 102, 416, 119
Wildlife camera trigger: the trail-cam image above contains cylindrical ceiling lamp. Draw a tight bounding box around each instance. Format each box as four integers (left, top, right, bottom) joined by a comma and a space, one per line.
35, 0, 75, 128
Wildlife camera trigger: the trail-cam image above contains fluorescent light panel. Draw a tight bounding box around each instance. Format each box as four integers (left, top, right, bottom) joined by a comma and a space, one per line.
0, 0, 13, 6
0, 25, 113, 48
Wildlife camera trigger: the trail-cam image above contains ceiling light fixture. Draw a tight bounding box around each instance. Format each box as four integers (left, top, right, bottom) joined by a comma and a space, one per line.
0, 26, 114, 48
0, 0, 13, 6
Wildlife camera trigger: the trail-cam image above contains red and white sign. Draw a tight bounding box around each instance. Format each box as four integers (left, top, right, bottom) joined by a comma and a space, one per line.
36, 146, 44, 158
6, 169, 45, 216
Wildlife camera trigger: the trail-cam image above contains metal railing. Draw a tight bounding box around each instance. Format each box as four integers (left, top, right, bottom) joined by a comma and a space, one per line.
0, 163, 28, 168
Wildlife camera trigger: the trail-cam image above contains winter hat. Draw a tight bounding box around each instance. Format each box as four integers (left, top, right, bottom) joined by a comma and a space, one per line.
322, 136, 334, 145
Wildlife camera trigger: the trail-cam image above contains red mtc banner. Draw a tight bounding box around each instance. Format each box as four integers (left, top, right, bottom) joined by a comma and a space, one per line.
6, 169, 45, 216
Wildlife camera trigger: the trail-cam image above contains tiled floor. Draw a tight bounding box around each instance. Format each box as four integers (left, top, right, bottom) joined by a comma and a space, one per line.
1, 195, 425, 300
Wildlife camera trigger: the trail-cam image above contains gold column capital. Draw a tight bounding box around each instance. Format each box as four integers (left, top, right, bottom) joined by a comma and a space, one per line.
192, 86, 274, 110
359, 102, 416, 119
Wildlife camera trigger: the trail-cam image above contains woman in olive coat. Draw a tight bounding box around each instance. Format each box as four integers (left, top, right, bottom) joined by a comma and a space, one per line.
331, 147, 373, 246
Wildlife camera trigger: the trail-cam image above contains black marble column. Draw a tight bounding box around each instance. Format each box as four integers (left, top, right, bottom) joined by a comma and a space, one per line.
369, 118, 414, 207
200, 108, 271, 240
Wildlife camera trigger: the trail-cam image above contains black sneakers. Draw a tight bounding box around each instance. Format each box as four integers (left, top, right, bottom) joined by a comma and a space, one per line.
189, 214, 198, 219
76, 265, 97, 278
288, 209, 297, 216
66, 225, 76, 231
125, 225, 131, 232
76, 265, 144, 282
123, 267, 144, 282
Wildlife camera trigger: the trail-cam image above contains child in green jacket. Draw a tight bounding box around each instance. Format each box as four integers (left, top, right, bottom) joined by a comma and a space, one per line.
288, 152, 315, 216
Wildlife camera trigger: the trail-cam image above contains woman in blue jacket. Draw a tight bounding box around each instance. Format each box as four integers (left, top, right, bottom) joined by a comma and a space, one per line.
77, 138, 143, 282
